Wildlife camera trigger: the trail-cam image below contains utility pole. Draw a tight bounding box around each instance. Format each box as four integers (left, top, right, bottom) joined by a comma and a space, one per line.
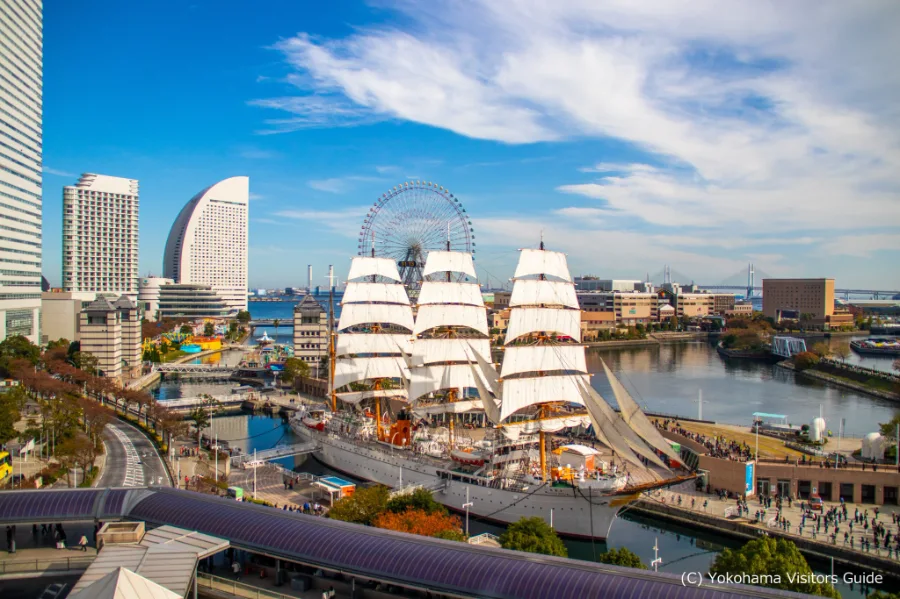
214, 433, 218, 483
463, 487, 473, 538
747, 262, 755, 299
253, 448, 257, 500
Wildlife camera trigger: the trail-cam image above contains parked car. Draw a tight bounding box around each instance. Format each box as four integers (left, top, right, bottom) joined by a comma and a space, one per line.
808, 495, 824, 511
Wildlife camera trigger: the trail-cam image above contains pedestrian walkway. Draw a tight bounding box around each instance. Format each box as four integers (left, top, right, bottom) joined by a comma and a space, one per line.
643, 481, 900, 562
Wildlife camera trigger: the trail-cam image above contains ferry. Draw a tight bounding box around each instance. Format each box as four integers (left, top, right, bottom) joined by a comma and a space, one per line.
850, 337, 900, 356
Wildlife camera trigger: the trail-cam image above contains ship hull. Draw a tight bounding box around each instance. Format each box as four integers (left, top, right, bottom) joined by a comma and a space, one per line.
291, 421, 630, 540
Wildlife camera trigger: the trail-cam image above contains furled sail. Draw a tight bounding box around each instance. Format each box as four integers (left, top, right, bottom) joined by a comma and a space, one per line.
343, 282, 411, 305
500, 345, 586, 378
509, 280, 579, 309
513, 249, 572, 282
505, 308, 581, 343
601, 360, 681, 463
413, 399, 482, 415
422, 250, 477, 279
336, 388, 408, 405
347, 256, 401, 281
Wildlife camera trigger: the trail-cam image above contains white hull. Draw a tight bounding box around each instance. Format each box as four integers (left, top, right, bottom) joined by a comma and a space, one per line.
290, 421, 637, 540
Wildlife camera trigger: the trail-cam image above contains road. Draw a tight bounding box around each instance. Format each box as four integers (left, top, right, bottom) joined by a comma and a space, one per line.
97, 419, 171, 488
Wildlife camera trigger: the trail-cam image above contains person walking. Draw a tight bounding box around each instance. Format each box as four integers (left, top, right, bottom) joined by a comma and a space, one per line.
232, 560, 242, 581
79, 536, 89, 551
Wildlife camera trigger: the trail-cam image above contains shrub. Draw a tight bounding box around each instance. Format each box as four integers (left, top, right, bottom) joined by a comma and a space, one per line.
500, 517, 567, 557
793, 352, 820, 371
596, 547, 647, 569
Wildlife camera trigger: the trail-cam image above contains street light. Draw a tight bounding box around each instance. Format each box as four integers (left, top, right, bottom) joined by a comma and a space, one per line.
651, 537, 662, 572
462, 487, 474, 538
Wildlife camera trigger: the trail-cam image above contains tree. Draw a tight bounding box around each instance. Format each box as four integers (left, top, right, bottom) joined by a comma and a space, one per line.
793, 351, 820, 371
281, 358, 311, 384
203, 322, 215, 337
879, 414, 900, 438
832, 344, 851, 363
710, 537, 839, 598
188, 406, 210, 446
0, 384, 27, 445
386, 488, 447, 515
327, 485, 390, 526
180, 324, 193, 335
0, 335, 40, 377
810, 342, 830, 358
893, 358, 900, 373
272, 319, 281, 342
596, 547, 647, 569
56, 433, 98, 487
71, 351, 99, 375
236, 310, 251, 325
374, 507, 463, 539
867, 592, 900, 599
499, 517, 567, 557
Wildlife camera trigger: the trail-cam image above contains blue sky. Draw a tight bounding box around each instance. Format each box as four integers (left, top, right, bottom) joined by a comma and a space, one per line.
42, 1, 900, 289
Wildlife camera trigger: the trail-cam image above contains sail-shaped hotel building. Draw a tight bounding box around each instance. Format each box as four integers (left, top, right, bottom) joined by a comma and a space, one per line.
163, 176, 249, 313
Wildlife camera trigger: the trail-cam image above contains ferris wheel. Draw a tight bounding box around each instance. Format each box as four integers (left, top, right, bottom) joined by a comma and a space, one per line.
358, 181, 474, 295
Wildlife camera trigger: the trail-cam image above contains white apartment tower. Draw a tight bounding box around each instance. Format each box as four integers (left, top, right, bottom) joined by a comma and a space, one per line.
0, 0, 43, 343
63, 174, 139, 297
163, 176, 248, 313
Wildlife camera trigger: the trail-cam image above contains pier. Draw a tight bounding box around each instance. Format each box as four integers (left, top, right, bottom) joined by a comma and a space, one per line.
230, 441, 319, 465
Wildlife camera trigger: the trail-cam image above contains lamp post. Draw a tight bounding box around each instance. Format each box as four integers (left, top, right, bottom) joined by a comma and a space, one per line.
462, 487, 473, 538
214, 433, 218, 483
651, 537, 662, 572
253, 448, 257, 500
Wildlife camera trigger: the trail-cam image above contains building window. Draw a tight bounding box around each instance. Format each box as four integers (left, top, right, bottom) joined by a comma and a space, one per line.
5, 309, 33, 336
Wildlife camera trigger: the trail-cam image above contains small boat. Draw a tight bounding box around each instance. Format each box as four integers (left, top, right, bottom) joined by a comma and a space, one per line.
256, 331, 274, 345
450, 447, 487, 466
850, 337, 900, 356
232, 385, 254, 394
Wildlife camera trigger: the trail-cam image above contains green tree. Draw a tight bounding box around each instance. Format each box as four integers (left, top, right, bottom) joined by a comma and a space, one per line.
236, 310, 251, 325
596, 547, 647, 569
867, 591, 900, 599
327, 485, 390, 526
180, 324, 193, 334
203, 322, 215, 337
272, 319, 281, 342
46, 338, 70, 351
281, 358, 310, 384
433, 529, 467, 542
793, 351, 820, 371
710, 537, 839, 598
0, 384, 27, 445
879, 414, 900, 438
832, 344, 850, 363
188, 406, 210, 446
71, 351, 99, 374
499, 517, 567, 557
810, 342, 830, 358
386, 488, 447, 515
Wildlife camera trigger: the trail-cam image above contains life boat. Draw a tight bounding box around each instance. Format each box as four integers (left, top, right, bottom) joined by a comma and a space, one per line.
451, 448, 486, 466
302, 416, 326, 431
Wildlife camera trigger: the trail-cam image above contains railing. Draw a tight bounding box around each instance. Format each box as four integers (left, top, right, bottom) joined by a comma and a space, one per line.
197, 572, 296, 599
0, 556, 94, 575
231, 442, 320, 465
468, 532, 501, 546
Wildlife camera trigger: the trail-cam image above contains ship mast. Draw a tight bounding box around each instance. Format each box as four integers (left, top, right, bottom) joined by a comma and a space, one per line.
328, 265, 336, 413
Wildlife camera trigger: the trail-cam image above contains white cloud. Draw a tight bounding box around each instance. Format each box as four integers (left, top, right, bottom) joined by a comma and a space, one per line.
43, 166, 74, 177
257, 0, 900, 279
307, 175, 384, 194
820, 233, 900, 258
274, 206, 369, 238
248, 192, 265, 201
238, 147, 279, 160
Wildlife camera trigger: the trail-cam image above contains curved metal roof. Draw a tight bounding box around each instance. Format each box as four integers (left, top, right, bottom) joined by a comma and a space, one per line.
0, 488, 809, 599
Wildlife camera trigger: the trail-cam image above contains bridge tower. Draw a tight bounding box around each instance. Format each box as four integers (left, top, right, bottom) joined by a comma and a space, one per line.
664, 265, 671, 286
746, 263, 755, 299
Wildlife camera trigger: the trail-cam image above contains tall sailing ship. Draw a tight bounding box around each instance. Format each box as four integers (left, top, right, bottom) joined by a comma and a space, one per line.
291, 243, 692, 539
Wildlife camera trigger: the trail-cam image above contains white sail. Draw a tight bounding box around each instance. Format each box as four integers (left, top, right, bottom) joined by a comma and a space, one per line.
338, 303, 414, 332
505, 307, 581, 344
575, 380, 657, 470
336, 388, 408, 404
466, 342, 501, 396
422, 250, 477, 278
413, 399, 482, 415
513, 249, 572, 282
499, 374, 589, 421
333, 356, 410, 390
509, 280, 578, 309
500, 345, 587, 378
417, 282, 484, 307
336, 333, 412, 357
409, 364, 485, 401
468, 361, 501, 424
498, 415, 592, 441
347, 256, 401, 282
414, 304, 489, 336
601, 360, 682, 463
343, 282, 410, 305
411, 338, 491, 366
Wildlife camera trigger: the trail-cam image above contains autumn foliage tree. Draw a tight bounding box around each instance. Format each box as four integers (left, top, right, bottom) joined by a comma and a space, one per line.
793, 351, 820, 371
327, 485, 390, 526
373, 507, 463, 539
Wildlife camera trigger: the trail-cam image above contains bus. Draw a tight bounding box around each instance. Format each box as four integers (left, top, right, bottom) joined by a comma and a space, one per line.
0, 451, 11, 482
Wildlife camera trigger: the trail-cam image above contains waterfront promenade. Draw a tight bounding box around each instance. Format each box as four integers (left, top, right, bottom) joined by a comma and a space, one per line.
637, 481, 900, 577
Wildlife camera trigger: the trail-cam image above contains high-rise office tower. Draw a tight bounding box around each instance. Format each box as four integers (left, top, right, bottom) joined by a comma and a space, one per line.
63, 174, 139, 298
163, 176, 249, 313
0, 0, 43, 343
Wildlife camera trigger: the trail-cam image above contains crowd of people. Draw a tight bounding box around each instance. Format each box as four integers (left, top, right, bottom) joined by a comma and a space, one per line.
655, 419, 752, 461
